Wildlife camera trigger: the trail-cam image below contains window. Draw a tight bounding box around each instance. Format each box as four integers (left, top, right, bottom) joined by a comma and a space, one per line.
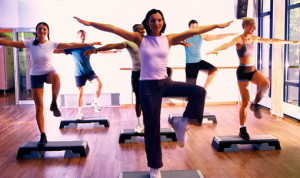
258, 0, 273, 97
285, 0, 300, 106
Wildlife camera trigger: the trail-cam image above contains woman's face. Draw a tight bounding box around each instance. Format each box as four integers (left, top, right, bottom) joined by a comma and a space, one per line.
244, 21, 256, 34
147, 13, 164, 34
36, 24, 49, 39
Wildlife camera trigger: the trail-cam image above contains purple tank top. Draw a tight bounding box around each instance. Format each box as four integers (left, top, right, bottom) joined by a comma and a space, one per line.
139, 35, 170, 80
236, 37, 255, 58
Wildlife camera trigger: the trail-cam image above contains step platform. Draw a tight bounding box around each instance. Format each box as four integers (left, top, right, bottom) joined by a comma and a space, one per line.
119, 128, 177, 143
212, 135, 281, 152
16, 140, 89, 159
59, 116, 110, 129
119, 170, 203, 178
168, 113, 217, 125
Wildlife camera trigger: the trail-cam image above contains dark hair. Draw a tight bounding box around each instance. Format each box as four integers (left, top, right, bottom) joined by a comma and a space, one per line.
132, 24, 142, 32
188, 20, 198, 27
142, 9, 166, 35
33, 22, 50, 46
77, 30, 86, 34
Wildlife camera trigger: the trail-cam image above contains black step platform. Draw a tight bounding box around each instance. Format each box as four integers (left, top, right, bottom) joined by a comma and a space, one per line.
119, 170, 203, 178
212, 135, 281, 152
59, 116, 109, 128
168, 113, 217, 125
119, 128, 177, 143
16, 140, 89, 159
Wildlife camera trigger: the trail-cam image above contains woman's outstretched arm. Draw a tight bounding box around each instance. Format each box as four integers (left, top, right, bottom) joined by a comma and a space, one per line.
206, 36, 240, 55
74, 17, 143, 45
0, 40, 25, 48
56, 42, 101, 50
168, 20, 234, 45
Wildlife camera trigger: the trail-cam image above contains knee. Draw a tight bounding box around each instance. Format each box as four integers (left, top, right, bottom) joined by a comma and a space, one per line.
260, 81, 270, 96
193, 86, 206, 99
240, 99, 250, 108
99, 80, 103, 87
209, 68, 218, 75
35, 104, 44, 112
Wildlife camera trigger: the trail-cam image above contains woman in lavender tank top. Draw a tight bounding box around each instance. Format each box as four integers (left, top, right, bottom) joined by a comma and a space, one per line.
75, 10, 232, 178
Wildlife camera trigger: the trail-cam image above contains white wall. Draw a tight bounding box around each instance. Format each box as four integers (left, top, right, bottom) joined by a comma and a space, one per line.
0, 0, 244, 105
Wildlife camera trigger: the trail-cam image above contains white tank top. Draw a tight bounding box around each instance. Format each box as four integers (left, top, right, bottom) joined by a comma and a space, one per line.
139, 35, 169, 80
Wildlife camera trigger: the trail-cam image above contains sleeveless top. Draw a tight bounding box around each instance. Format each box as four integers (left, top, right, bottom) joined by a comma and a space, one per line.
236, 36, 255, 58
139, 35, 169, 80
123, 40, 141, 71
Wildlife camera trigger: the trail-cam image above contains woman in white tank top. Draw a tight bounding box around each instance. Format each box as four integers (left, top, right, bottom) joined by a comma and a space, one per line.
75, 9, 232, 178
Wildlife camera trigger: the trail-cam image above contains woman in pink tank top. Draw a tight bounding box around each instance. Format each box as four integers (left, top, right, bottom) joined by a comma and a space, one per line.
75, 10, 233, 178
207, 18, 299, 140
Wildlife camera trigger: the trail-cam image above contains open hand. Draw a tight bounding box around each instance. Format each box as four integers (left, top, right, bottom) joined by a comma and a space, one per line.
74, 16, 91, 26
206, 51, 218, 55
219, 20, 234, 28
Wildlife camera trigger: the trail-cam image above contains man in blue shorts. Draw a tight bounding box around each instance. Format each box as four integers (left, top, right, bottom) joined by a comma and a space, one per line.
184, 19, 237, 89
55, 30, 102, 119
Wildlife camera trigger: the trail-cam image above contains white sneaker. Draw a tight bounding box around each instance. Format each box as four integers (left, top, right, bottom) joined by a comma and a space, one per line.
76, 111, 83, 120
91, 102, 101, 112
150, 168, 161, 178
135, 123, 144, 133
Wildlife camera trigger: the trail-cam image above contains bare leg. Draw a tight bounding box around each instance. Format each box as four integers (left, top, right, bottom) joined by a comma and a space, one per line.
77, 86, 84, 108
91, 77, 102, 101
76, 86, 84, 120
46, 71, 60, 102
32, 88, 45, 133
251, 71, 270, 104
237, 81, 250, 139
237, 81, 250, 126
249, 71, 270, 119
47, 71, 61, 117
203, 68, 218, 89
91, 77, 102, 112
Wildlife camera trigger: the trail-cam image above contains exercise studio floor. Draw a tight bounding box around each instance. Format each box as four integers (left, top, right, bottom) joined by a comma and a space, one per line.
0, 103, 300, 178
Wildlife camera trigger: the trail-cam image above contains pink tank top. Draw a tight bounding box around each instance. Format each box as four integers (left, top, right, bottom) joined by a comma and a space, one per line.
139, 35, 170, 80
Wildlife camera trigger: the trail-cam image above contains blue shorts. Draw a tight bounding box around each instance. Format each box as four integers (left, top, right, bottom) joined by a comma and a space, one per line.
31, 73, 49, 89
185, 60, 216, 79
75, 71, 98, 87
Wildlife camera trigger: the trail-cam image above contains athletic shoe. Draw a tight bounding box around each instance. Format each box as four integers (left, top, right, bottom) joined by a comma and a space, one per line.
91, 102, 101, 112
50, 102, 61, 117
239, 127, 250, 140
76, 111, 84, 120
250, 103, 262, 119
150, 168, 161, 178
135, 122, 144, 133
170, 116, 188, 148
38, 133, 47, 147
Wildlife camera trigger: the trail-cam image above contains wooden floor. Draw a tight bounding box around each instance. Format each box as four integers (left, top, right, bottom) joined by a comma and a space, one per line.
1, 100, 300, 178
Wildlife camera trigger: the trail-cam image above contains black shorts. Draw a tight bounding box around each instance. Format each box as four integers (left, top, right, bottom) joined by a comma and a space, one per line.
131, 70, 140, 93
185, 60, 216, 79
31, 73, 50, 89
236, 65, 257, 81
75, 71, 98, 87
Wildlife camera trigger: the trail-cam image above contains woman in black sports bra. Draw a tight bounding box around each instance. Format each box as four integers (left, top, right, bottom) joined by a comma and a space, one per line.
207, 18, 299, 140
